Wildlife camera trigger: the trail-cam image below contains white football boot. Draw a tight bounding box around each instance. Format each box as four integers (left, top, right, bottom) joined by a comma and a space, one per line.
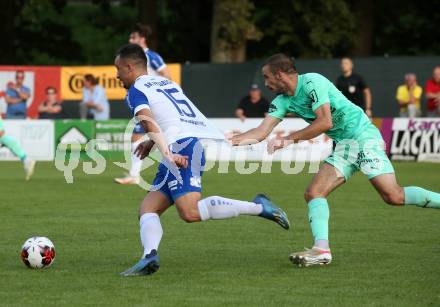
24, 159, 36, 181
114, 174, 140, 185
289, 247, 332, 267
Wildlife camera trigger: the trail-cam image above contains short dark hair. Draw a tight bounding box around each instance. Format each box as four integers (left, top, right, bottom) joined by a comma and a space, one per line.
263, 53, 297, 74
84, 74, 98, 85
116, 44, 148, 67
45, 86, 57, 94
132, 23, 152, 41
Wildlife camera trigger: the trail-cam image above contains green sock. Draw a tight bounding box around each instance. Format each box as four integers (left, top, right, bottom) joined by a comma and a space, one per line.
404, 186, 440, 209
308, 198, 329, 243
0, 135, 26, 160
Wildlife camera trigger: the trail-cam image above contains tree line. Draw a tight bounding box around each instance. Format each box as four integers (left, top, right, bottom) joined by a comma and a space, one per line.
1, 0, 439, 65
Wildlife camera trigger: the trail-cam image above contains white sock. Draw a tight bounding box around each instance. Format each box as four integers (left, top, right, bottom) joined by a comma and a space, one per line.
139, 213, 163, 257
129, 142, 142, 177
314, 239, 330, 250
197, 196, 263, 221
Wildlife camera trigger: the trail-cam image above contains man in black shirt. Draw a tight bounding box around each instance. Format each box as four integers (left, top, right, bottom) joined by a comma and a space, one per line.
235, 84, 270, 121
336, 57, 372, 118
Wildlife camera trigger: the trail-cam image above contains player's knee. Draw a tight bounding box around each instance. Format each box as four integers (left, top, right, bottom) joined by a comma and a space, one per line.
178, 209, 200, 223
381, 188, 404, 206
0, 130, 4, 138
304, 188, 325, 203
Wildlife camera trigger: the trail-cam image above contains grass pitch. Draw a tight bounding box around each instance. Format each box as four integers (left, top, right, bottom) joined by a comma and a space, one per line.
0, 161, 439, 306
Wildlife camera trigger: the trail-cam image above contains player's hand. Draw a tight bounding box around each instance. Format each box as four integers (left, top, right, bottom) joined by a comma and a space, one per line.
365, 109, 372, 118
230, 134, 240, 146
134, 141, 153, 160
227, 132, 241, 146
267, 137, 291, 154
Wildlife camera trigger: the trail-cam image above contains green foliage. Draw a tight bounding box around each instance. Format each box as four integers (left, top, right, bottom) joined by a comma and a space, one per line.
248, 0, 356, 59
13, 1, 136, 65
14, 0, 84, 65
155, 0, 213, 62
2, 0, 440, 64
373, 0, 440, 55
214, 0, 262, 50
62, 2, 136, 65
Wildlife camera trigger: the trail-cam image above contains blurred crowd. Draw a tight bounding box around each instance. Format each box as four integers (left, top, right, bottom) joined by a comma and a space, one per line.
234, 59, 440, 121
1, 61, 440, 121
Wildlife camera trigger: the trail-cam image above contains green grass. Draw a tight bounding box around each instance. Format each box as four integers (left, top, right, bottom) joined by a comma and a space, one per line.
1, 161, 439, 306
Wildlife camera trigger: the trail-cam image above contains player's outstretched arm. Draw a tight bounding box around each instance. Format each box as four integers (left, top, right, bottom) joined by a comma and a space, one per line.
230, 115, 281, 146
267, 104, 333, 154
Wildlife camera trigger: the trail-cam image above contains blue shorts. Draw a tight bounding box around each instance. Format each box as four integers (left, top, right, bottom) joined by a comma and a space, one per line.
133, 123, 145, 134
150, 137, 205, 203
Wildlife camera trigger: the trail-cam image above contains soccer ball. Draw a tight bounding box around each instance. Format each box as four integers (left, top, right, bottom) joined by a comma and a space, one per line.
20, 237, 56, 269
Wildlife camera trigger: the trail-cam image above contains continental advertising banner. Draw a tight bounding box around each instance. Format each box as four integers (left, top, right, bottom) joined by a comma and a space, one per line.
61, 66, 125, 100
389, 118, 440, 162
60, 64, 181, 101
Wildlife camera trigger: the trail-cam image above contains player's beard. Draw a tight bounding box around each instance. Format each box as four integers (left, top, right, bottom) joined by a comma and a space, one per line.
122, 80, 132, 89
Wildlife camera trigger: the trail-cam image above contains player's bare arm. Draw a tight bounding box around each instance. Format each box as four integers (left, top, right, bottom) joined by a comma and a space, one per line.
230, 115, 281, 145
158, 67, 171, 80
267, 103, 333, 154
136, 108, 188, 168
363, 88, 372, 117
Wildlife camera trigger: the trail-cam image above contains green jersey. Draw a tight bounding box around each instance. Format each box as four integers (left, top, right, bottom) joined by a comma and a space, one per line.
268, 73, 372, 142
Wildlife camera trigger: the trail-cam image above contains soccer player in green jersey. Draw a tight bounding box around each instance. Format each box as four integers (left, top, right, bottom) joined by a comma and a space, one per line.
231, 53, 440, 267
0, 119, 35, 180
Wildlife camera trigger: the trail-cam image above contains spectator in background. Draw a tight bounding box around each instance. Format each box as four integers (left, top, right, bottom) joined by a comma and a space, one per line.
425, 66, 440, 117
396, 73, 422, 118
80, 74, 110, 120
336, 57, 373, 118
129, 23, 171, 79
38, 86, 63, 119
4, 71, 31, 119
235, 84, 270, 122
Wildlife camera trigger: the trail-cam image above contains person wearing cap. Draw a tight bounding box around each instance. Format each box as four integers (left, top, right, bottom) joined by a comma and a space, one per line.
235, 84, 270, 122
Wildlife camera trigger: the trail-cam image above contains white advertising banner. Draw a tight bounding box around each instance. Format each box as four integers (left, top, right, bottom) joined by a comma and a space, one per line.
205, 118, 333, 161
390, 118, 440, 162
0, 120, 55, 161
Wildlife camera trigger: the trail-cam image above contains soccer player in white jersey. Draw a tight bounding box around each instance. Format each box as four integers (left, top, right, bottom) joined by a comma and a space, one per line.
115, 23, 171, 185
114, 44, 290, 276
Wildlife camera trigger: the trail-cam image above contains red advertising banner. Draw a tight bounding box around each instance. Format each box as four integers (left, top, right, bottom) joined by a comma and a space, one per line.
0, 66, 61, 118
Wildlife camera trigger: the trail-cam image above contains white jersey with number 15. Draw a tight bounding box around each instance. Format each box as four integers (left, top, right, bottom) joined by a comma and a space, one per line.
126, 75, 225, 145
